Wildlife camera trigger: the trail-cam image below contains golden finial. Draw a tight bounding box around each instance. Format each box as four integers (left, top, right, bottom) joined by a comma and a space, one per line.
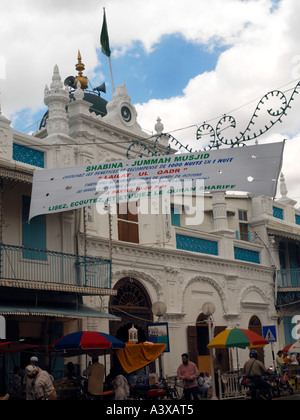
75, 50, 88, 90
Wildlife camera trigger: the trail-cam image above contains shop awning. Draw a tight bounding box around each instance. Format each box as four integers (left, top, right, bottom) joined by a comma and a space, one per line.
0, 304, 120, 321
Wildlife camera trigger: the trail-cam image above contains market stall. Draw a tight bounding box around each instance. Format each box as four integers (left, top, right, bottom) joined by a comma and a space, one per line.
282, 340, 300, 390
115, 342, 166, 398
49, 331, 126, 399
0, 341, 44, 399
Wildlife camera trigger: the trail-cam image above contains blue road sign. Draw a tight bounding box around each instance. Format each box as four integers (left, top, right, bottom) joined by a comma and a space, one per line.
263, 325, 277, 342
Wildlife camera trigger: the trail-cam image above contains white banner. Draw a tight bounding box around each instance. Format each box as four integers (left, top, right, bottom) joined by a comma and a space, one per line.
29, 142, 284, 220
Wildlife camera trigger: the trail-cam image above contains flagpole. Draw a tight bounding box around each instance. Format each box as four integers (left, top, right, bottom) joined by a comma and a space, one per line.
101, 8, 115, 93
109, 56, 115, 93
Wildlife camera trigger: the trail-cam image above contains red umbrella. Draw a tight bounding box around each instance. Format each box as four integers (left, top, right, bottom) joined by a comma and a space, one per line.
0, 342, 41, 353
282, 341, 300, 354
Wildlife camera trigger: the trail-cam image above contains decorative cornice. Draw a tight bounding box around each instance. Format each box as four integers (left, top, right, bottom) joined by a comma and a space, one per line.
85, 233, 274, 275
0, 159, 34, 182
267, 226, 300, 241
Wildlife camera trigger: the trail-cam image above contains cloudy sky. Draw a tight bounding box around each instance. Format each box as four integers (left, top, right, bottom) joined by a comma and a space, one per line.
0, 0, 300, 204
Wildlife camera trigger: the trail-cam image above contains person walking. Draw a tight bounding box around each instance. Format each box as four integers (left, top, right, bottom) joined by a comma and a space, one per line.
24, 356, 39, 400
83, 356, 105, 399
25, 365, 57, 400
177, 353, 199, 400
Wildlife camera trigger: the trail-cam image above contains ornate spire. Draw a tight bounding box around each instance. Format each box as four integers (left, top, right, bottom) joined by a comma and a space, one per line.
44, 65, 69, 136
75, 50, 88, 90
155, 117, 164, 135
277, 172, 297, 206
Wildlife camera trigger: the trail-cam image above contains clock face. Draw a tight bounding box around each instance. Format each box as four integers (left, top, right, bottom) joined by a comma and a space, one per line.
121, 106, 132, 123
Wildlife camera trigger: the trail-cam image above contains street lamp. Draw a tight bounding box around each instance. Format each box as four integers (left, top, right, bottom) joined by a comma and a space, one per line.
152, 301, 167, 319
202, 302, 218, 400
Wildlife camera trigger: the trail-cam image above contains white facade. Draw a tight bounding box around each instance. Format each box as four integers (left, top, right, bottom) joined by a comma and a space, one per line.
0, 62, 300, 382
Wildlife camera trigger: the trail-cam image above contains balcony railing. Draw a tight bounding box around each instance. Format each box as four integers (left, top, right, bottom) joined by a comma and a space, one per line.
277, 269, 300, 289
0, 243, 111, 290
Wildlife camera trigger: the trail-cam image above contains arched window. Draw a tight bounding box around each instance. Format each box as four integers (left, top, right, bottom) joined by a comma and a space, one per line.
109, 278, 153, 343
110, 279, 150, 309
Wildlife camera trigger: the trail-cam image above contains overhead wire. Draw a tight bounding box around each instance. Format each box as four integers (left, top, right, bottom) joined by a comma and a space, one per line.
16, 77, 300, 147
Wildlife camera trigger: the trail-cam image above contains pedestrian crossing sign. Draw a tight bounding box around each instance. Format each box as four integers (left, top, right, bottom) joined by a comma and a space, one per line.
263, 325, 277, 342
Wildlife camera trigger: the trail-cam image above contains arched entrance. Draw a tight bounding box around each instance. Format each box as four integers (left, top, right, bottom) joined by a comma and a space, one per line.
109, 278, 153, 343
188, 314, 230, 373
195, 313, 210, 374
248, 315, 264, 363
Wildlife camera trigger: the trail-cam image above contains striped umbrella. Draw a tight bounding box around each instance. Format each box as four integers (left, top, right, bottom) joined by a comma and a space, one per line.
49, 331, 125, 354
207, 328, 268, 349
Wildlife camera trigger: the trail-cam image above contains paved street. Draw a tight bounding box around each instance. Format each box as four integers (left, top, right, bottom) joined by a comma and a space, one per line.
273, 389, 300, 400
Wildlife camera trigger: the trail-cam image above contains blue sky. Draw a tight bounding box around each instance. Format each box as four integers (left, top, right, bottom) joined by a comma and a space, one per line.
10, 30, 224, 134
99, 35, 225, 104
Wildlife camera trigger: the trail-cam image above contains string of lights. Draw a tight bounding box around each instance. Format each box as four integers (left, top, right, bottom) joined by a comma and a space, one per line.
16, 77, 300, 151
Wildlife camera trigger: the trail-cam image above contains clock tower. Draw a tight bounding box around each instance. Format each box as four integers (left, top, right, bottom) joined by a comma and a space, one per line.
104, 83, 145, 136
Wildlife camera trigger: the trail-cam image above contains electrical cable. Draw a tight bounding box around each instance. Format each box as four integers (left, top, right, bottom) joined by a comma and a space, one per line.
17, 77, 300, 146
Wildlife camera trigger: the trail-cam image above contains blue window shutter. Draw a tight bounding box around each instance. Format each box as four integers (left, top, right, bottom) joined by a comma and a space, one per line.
176, 235, 218, 256
273, 206, 284, 220
13, 144, 45, 168
283, 316, 294, 346
171, 205, 181, 227
22, 196, 47, 260
234, 247, 260, 263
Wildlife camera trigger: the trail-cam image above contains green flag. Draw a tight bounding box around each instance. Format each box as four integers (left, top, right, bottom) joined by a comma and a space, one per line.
101, 9, 111, 57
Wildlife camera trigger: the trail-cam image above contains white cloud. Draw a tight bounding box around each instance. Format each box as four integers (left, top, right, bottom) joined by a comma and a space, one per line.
0, 0, 278, 115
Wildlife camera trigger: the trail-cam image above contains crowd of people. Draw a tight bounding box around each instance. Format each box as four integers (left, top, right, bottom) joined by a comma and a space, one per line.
0, 355, 129, 401
1, 349, 298, 401
2, 356, 57, 400
177, 348, 300, 400
242, 348, 300, 399
275, 350, 300, 373
1, 352, 211, 401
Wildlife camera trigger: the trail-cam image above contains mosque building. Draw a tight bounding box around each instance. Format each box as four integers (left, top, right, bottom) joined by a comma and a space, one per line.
0, 52, 299, 391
